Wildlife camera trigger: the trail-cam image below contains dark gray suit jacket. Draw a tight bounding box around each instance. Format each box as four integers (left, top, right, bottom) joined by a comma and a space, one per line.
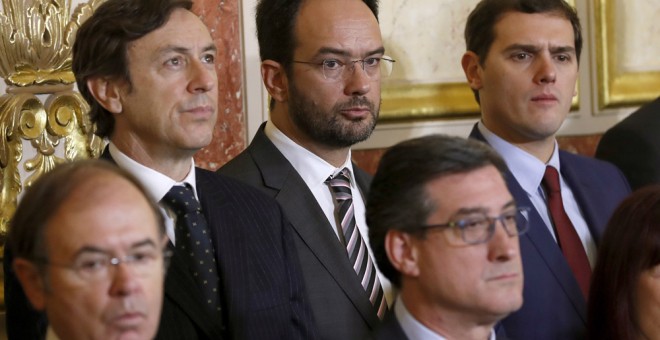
218, 122, 381, 340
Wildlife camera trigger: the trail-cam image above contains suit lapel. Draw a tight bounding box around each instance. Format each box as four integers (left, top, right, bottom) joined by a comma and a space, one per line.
247, 127, 381, 328
469, 125, 586, 321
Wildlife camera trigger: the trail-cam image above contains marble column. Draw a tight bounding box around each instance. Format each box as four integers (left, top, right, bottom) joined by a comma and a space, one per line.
193, 0, 246, 170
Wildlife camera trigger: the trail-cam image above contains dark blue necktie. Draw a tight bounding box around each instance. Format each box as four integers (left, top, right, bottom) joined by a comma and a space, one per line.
162, 185, 222, 318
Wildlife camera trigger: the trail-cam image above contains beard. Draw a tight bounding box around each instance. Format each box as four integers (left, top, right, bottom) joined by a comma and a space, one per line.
288, 83, 379, 148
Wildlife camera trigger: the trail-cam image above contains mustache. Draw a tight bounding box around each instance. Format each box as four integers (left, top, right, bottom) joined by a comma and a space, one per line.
334, 96, 376, 112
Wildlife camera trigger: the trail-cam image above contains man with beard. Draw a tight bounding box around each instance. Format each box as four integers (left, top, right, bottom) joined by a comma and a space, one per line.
218, 0, 394, 338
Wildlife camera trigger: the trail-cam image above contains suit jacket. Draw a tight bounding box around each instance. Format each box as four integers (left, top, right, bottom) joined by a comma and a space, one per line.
470, 125, 630, 340
4, 148, 316, 340
596, 97, 660, 190
218, 122, 381, 340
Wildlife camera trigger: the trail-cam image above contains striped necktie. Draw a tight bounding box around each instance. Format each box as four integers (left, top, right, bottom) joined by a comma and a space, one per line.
326, 167, 387, 319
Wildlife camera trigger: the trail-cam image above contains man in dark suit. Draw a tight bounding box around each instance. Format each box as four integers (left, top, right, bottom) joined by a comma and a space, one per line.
367, 135, 524, 340
460, 0, 631, 339
4, 0, 316, 339
596, 97, 660, 190
218, 0, 394, 338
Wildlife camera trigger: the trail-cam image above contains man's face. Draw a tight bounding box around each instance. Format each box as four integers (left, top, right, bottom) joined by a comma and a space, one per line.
112, 8, 218, 159
410, 165, 523, 322
286, 0, 382, 148
468, 12, 578, 145
41, 174, 165, 340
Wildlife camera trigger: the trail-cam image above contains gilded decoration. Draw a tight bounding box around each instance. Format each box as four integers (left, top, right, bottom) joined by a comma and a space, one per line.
0, 0, 105, 306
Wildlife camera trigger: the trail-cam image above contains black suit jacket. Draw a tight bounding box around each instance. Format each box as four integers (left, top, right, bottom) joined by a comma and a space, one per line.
218, 122, 381, 340
470, 125, 630, 339
4, 148, 317, 340
596, 97, 660, 190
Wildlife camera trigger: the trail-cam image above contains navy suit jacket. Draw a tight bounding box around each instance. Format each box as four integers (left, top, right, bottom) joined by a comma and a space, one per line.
470, 125, 630, 339
218, 122, 381, 340
4, 148, 317, 340
596, 97, 660, 190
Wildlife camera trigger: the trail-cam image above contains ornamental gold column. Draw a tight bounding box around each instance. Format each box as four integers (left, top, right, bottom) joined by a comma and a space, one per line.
0, 0, 105, 307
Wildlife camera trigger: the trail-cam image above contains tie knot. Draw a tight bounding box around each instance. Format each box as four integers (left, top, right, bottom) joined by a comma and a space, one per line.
542, 166, 561, 193
162, 185, 201, 214
326, 167, 352, 198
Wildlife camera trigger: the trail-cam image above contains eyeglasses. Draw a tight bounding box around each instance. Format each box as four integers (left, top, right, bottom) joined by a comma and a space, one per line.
292, 56, 396, 81
416, 207, 530, 245
36, 249, 173, 282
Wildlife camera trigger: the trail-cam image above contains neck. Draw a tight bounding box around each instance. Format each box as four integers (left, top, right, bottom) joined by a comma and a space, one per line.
111, 134, 194, 181
400, 289, 496, 340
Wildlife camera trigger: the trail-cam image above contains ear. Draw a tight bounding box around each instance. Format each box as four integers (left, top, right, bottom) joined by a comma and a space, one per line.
13, 259, 47, 311
385, 230, 420, 278
86, 77, 124, 114
461, 51, 483, 91
261, 60, 289, 103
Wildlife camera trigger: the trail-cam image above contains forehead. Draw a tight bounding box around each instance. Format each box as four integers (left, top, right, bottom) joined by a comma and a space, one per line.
492, 11, 575, 49
45, 175, 160, 257
425, 166, 512, 219
128, 8, 214, 56
293, 0, 382, 56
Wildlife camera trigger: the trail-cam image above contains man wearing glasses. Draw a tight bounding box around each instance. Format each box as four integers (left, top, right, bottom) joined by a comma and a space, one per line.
218, 0, 394, 338
10, 160, 169, 340
367, 135, 525, 340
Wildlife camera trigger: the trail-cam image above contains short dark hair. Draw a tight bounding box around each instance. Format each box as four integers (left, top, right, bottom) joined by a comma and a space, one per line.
256, 0, 379, 66
8, 159, 165, 268
72, 0, 193, 138
464, 0, 582, 103
367, 134, 507, 287
587, 186, 660, 339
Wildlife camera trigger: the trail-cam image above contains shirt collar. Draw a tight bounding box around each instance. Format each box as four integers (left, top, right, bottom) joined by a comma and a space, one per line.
108, 142, 198, 202
395, 296, 496, 340
477, 121, 560, 195
265, 120, 355, 187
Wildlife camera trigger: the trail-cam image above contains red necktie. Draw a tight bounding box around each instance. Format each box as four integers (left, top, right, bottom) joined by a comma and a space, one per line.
542, 166, 592, 299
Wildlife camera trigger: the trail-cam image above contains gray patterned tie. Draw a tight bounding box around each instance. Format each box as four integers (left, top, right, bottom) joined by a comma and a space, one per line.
326, 168, 387, 319
162, 185, 223, 318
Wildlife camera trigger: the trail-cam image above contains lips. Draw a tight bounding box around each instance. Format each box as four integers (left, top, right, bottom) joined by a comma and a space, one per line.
340, 107, 371, 120
531, 93, 558, 102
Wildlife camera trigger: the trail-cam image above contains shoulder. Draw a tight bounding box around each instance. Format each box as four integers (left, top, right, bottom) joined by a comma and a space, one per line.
196, 167, 279, 207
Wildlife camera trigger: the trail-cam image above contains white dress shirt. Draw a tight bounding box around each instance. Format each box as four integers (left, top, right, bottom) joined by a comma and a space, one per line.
109, 142, 197, 245
395, 296, 496, 340
477, 122, 597, 267
265, 121, 393, 304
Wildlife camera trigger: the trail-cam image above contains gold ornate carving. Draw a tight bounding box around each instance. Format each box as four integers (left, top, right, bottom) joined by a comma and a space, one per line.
0, 1, 106, 308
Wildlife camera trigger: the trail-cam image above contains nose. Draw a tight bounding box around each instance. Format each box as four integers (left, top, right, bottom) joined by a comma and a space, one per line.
343, 61, 372, 96
487, 221, 520, 263
533, 54, 557, 85
187, 59, 217, 94
108, 262, 141, 297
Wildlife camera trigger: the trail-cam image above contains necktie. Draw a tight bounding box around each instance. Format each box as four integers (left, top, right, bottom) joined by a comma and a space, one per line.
542, 166, 591, 299
326, 168, 387, 319
162, 185, 223, 317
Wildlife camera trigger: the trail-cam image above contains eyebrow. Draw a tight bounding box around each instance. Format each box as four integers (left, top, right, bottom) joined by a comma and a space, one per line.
503, 43, 575, 55
72, 238, 158, 258
451, 200, 517, 216
316, 46, 386, 58
157, 43, 218, 56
